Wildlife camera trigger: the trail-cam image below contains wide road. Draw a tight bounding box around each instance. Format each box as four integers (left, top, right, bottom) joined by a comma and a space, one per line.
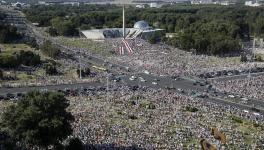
1, 73, 264, 115
0, 82, 102, 94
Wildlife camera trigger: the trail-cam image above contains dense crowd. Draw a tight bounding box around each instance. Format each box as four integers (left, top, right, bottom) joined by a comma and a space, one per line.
212, 75, 264, 100
57, 37, 264, 78
107, 38, 264, 77
68, 85, 264, 149
2, 35, 264, 149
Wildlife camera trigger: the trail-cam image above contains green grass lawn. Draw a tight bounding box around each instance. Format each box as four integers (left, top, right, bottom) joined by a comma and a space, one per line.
0, 43, 56, 61
58, 37, 112, 57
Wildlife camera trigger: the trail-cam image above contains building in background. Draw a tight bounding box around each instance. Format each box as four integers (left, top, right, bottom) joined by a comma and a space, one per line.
81, 20, 164, 40
245, 0, 262, 7
81, 6, 164, 40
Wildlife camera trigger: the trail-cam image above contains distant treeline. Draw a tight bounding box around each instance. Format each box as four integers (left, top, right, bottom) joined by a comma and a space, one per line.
23, 5, 264, 55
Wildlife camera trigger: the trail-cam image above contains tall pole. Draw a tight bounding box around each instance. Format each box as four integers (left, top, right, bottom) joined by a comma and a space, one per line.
248, 37, 256, 78
123, 5, 126, 38
253, 37, 256, 59
79, 51, 82, 79
106, 72, 109, 101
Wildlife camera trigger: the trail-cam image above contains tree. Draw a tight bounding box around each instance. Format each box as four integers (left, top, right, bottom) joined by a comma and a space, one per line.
65, 138, 84, 150
255, 55, 263, 62
0, 54, 20, 68
25, 37, 39, 49
0, 51, 41, 68
0, 69, 3, 79
48, 27, 58, 36
50, 17, 78, 36
0, 25, 21, 43
0, 91, 74, 149
41, 40, 61, 58
148, 32, 163, 44
240, 54, 248, 62
17, 50, 41, 66
77, 67, 90, 77
45, 63, 58, 75
179, 33, 194, 50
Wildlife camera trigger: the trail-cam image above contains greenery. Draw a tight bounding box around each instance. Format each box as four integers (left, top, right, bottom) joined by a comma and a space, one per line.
77, 67, 90, 77
45, 63, 58, 75
139, 101, 156, 109
41, 40, 61, 58
25, 37, 39, 49
255, 54, 263, 62
0, 25, 21, 43
185, 106, 199, 112
0, 69, 3, 79
0, 91, 74, 149
0, 50, 41, 68
49, 17, 79, 36
231, 116, 243, 124
22, 4, 264, 55
65, 138, 84, 150
148, 32, 164, 44
240, 54, 248, 62
17, 50, 41, 66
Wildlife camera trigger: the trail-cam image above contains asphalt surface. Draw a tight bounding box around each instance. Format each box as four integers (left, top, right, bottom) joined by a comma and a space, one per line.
209, 72, 264, 81
1, 72, 264, 115
0, 82, 102, 94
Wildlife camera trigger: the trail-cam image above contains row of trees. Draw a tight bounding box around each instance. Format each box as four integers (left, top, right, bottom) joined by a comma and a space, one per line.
23, 5, 264, 55
23, 5, 264, 37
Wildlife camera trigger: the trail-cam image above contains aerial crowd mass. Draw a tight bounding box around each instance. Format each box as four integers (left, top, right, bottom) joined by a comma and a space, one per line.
1, 2, 264, 150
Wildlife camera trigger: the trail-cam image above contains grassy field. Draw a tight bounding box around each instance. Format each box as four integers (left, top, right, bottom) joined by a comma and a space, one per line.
58, 37, 113, 57
0, 43, 49, 60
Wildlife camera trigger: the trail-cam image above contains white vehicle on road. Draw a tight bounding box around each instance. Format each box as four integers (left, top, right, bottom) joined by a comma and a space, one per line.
129, 76, 137, 81
152, 82, 157, 85
253, 112, 260, 116
228, 95, 235, 98
241, 97, 248, 101
243, 110, 249, 113
139, 77, 146, 82
144, 70, 150, 74
129, 77, 135, 81
177, 88, 184, 93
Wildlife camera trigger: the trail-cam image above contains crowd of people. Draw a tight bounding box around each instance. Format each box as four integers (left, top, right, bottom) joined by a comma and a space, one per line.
57, 37, 264, 78
1, 7, 264, 150
107, 38, 264, 77
212, 75, 264, 100
2, 35, 264, 149
68, 85, 264, 149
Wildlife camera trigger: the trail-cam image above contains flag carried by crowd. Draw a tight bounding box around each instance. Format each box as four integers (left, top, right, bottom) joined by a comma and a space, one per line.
116, 38, 134, 55
118, 46, 124, 55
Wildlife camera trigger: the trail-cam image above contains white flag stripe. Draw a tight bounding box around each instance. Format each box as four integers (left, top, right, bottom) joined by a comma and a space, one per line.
125, 40, 133, 53
122, 39, 130, 53
122, 46, 124, 54
122, 39, 133, 53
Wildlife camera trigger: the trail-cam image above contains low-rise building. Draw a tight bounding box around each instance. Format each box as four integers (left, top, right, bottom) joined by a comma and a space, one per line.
245, 1, 262, 7
81, 21, 164, 40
